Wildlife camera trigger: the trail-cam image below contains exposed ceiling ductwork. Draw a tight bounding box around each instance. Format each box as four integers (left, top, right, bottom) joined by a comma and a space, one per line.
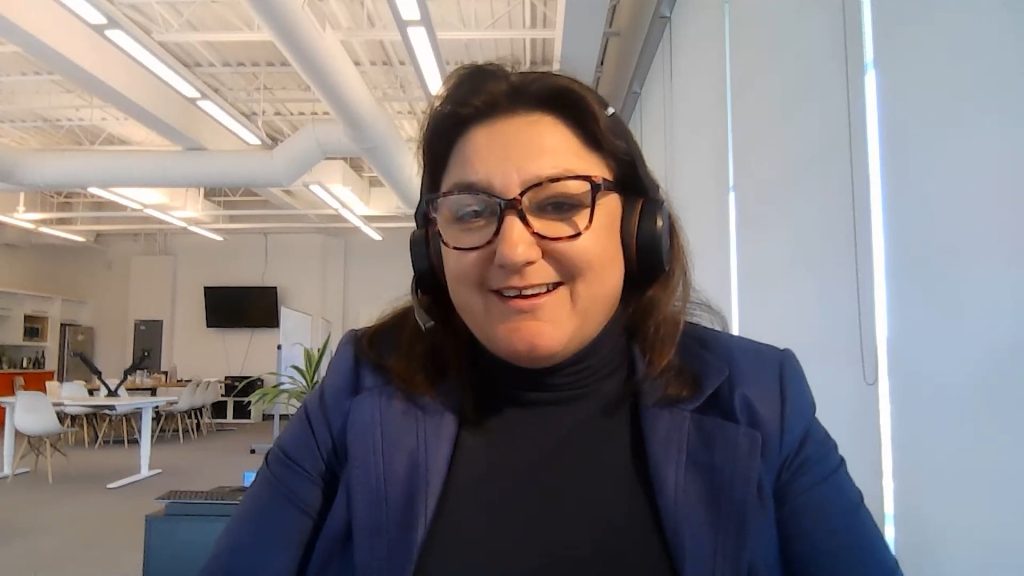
0, 120, 355, 190
245, 0, 420, 209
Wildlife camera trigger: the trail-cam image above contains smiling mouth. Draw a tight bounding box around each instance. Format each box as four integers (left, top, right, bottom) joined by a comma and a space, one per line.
494, 282, 563, 299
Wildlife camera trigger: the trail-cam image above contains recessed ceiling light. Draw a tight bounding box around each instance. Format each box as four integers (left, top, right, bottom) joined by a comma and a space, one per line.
59, 0, 108, 25
407, 26, 442, 95
104, 29, 201, 99
196, 99, 262, 145
0, 214, 38, 230
187, 225, 224, 241
143, 208, 189, 228
87, 187, 145, 210
38, 226, 87, 242
395, 0, 421, 21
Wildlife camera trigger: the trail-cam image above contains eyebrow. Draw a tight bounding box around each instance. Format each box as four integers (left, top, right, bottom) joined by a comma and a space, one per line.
440, 170, 594, 196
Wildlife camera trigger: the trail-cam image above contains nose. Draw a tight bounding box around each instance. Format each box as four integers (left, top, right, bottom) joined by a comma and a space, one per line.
492, 211, 541, 270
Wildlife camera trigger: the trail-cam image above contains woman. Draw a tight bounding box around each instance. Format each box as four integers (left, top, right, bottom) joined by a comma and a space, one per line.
203, 64, 900, 575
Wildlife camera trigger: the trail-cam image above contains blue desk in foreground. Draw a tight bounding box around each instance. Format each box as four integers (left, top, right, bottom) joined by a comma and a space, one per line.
143, 503, 236, 576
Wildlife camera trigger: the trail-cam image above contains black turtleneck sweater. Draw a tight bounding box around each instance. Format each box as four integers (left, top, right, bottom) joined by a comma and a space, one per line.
414, 315, 677, 576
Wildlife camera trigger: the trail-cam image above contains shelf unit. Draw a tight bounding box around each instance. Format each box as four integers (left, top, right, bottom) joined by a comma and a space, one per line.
0, 288, 90, 373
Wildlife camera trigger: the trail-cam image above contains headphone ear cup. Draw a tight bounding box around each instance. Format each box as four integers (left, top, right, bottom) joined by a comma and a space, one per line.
635, 198, 671, 287
620, 197, 671, 288
620, 196, 643, 278
409, 228, 443, 296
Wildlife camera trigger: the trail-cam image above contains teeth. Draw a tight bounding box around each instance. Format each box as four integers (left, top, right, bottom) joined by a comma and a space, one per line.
500, 283, 557, 298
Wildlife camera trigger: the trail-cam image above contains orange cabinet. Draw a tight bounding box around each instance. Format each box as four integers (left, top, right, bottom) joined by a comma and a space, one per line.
0, 371, 55, 426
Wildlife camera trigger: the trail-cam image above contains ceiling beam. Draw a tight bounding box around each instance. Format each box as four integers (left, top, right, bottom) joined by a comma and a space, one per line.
594, 0, 676, 120
58, 222, 414, 232
555, 0, 613, 84
0, 73, 62, 82
150, 29, 557, 43
245, 0, 418, 208
0, 0, 248, 149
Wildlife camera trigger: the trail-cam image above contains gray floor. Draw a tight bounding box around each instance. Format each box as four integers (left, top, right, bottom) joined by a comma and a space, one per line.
0, 421, 271, 576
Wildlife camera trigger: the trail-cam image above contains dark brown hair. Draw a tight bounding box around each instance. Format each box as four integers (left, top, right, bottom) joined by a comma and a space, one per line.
357, 63, 696, 410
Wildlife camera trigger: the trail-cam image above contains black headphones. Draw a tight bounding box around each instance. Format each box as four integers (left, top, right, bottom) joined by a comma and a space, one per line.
409, 107, 672, 329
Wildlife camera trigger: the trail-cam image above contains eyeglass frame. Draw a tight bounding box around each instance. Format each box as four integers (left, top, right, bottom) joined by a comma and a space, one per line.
426, 174, 619, 251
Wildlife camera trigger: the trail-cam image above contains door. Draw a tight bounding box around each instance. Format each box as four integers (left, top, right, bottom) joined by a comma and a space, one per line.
133, 320, 163, 371
61, 325, 94, 382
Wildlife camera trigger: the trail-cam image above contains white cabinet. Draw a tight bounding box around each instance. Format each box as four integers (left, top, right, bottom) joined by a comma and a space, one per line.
0, 292, 60, 346
0, 292, 21, 344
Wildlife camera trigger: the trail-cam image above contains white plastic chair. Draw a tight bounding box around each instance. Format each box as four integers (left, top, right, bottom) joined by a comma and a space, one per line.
94, 379, 141, 448
44, 380, 68, 440
44, 380, 62, 400
154, 381, 198, 443
202, 379, 223, 433
195, 379, 223, 435
61, 380, 102, 447
8, 391, 70, 484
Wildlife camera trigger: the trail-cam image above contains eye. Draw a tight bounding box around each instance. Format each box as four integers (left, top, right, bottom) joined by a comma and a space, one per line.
532, 195, 589, 218
455, 205, 489, 222
440, 196, 498, 225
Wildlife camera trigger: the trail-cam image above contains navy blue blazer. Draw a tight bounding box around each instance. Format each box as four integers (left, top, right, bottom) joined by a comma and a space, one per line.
202, 324, 900, 575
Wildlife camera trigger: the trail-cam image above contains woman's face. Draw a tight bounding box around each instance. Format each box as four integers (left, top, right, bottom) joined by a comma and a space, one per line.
439, 112, 625, 368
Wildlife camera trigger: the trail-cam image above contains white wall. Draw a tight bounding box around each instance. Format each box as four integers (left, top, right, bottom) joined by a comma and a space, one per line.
0, 242, 109, 303
628, 1, 732, 317
128, 255, 175, 369
162, 233, 345, 380
872, 1, 1024, 574
3, 228, 414, 382
0, 240, 131, 374
632, 0, 884, 524
728, 0, 883, 526
342, 230, 412, 332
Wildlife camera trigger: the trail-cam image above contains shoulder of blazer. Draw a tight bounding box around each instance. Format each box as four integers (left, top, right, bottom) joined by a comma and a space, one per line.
676, 322, 809, 468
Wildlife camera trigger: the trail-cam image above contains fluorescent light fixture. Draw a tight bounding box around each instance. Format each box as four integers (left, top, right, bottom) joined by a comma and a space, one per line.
104, 29, 201, 99
195, 99, 262, 146
358, 224, 383, 241
339, 206, 383, 240
336, 205, 363, 228
395, 0, 421, 21
327, 184, 369, 214
143, 208, 189, 228
311, 183, 380, 239
108, 187, 166, 206
38, 226, 87, 242
187, 225, 224, 241
0, 214, 38, 230
308, 184, 343, 211
12, 212, 47, 221
407, 26, 443, 95
59, 0, 107, 25
87, 186, 144, 210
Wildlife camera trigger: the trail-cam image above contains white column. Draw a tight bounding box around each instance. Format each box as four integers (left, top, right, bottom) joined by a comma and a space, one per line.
872, 1, 1024, 572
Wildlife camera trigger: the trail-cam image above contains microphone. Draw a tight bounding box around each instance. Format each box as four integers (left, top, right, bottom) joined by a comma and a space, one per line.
410, 280, 435, 331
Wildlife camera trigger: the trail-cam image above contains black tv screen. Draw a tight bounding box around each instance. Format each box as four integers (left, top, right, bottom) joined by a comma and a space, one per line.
204, 286, 280, 328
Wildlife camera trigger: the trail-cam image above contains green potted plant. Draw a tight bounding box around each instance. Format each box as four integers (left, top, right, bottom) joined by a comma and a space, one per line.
244, 335, 331, 412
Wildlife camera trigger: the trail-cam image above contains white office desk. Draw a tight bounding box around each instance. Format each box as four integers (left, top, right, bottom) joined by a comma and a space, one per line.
0, 396, 171, 488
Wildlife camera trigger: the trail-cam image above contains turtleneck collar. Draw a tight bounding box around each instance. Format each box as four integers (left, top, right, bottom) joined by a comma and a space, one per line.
473, 310, 630, 406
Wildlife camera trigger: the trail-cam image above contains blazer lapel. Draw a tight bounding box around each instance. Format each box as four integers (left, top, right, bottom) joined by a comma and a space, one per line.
638, 340, 763, 576
349, 389, 457, 576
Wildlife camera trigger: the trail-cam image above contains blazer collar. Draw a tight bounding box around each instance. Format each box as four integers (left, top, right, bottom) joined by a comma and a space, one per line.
359, 325, 760, 576
636, 323, 731, 410
636, 327, 762, 575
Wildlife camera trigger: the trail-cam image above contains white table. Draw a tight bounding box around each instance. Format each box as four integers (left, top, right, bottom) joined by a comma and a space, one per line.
0, 396, 170, 488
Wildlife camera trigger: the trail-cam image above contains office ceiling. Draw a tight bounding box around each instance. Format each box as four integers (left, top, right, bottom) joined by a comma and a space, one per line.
0, 0, 660, 244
